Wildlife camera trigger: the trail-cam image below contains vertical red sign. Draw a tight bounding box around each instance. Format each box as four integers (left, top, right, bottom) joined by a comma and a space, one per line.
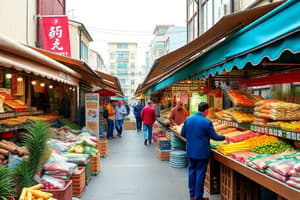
41, 16, 71, 57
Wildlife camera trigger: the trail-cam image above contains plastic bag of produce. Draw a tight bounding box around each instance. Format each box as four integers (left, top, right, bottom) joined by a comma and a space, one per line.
293, 162, 300, 172
288, 169, 300, 177
265, 168, 288, 182
41, 175, 65, 190
286, 179, 300, 189
47, 139, 70, 152
289, 176, 300, 183
43, 161, 77, 175
62, 152, 89, 164
267, 158, 297, 176
230, 151, 258, 164
8, 153, 23, 169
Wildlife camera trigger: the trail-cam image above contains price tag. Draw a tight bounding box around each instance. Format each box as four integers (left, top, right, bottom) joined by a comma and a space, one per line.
286, 132, 291, 139
292, 132, 297, 140
297, 133, 300, 141
273, 129, 278, 136
277, 129, 283, 137
235, 122, 238, 127
250, 125, 254, 131
269, 128, 273, 135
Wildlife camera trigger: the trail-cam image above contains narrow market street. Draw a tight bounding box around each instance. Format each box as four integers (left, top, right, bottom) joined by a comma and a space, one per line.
81, 128, 219, 200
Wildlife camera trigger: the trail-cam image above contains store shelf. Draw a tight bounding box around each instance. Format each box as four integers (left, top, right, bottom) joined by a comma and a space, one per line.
212, 150, 300, 200
0, 110, 44, 119
218, 119, 300, 141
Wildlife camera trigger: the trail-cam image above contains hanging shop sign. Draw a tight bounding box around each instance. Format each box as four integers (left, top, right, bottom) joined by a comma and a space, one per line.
41, 16, 71, 57
85, 93, 99, 139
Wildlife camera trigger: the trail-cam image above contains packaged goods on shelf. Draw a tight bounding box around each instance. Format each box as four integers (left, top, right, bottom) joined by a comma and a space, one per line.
267, 158, 298, 177
217, 127, 238, 135
227, 90, 256, 107
230, 110, 254, 123
254, 100, 300, 121
265, 168, 288, 182
230, 151, 258, 164
286, 180, 300, 189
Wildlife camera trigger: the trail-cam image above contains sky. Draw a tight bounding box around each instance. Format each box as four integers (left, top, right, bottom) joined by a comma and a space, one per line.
66, 0, 186, 66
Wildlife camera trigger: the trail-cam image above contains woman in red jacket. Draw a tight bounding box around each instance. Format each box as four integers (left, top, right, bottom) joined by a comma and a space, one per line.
140, 100, 156, 145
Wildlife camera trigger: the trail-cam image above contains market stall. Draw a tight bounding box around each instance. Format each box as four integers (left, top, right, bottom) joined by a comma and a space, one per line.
138, 1, 300, 199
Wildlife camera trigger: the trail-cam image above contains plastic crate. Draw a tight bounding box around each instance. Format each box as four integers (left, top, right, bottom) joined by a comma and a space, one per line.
156, 148, 170, 161
97, 140, 108, 157
158, 139, 171, 150
70, 167, 86, 197
90, 152, 100, 175
42, 180, 72, 200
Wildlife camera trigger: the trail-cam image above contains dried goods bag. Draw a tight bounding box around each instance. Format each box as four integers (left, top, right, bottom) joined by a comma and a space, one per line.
267, 158, 297, 176
265, 168, 288, 182
286, 180, 300, 189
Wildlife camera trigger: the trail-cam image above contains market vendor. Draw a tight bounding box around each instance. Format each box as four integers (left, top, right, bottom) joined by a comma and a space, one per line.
168, 100, 189, 126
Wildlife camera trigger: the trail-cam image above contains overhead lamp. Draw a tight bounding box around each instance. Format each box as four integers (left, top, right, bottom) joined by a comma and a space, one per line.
17, 77, 23, 82
72, 88, 76, 91
5, 74, 12, 79
69, 87, 72, 90
31, 81, 36, 85
49, 85, 53, 89
40, 83, 45, 87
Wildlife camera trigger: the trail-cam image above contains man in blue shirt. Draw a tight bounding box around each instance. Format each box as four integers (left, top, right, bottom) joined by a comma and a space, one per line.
133, 100, 144, 132
181, 102, 226, 200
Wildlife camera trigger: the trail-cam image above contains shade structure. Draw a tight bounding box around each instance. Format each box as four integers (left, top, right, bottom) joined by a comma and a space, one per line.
93, 88, 116, 96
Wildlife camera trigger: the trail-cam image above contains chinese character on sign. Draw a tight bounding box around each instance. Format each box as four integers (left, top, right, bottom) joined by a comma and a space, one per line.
49, 26, 63, 39
51, 38, 63, 51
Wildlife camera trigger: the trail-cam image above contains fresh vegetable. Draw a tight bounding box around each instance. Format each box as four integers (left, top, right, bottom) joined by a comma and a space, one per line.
19, 184, 55, 200
252, 140, 295, 154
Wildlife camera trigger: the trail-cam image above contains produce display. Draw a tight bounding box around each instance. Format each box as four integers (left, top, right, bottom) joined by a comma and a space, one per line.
230, 110, 254, 123
253, 140, 295, 154
227, 90, 256, 107
0, 139, 28, 165
19, 184, 55, 200
217, 135, 278, 155
4, 99, 29, 112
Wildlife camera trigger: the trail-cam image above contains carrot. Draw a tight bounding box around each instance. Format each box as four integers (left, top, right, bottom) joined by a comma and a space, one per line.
27, 191, 32, 200
30, 190, 53, 198
28, 184, 43, 190
19, 188, 27, 200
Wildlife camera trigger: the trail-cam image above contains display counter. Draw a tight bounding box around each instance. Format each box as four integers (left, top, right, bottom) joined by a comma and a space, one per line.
156, 118, 170, 127
168, 127, 300, 200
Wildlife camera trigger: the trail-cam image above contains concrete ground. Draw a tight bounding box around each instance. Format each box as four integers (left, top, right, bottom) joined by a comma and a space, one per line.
81, 128, 220, 200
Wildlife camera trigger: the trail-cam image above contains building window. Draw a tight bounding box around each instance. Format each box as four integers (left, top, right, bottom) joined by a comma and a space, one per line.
80, 41, 88, 61
110, 53, 114, 59
154, 41, 166, 48
130, 63, 135, 68
120, 79, 126, 84
110, 63, 115, 69
117, 43, 128, 49
131, 89, 135, 94
131, 72, 134, 76
131, 80, 135, 85
130, 53, 135, 59
117, 51, 129, 61
117, 63, 128, 69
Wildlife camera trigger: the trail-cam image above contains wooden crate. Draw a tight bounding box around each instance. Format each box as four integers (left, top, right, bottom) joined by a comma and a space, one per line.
204, 158, 220, 195
70, 167, 86, 197
90, 152, 100, 175
220, 164, 259, 200
156, 148, 170, 161
97, 140, 108, 157
124, 121, 136, 130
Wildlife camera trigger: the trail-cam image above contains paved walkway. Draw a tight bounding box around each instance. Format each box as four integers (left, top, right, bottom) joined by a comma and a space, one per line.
82, 129, 220, 200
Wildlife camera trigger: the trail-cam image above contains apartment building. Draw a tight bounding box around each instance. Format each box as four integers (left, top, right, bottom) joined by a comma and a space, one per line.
108, 42, 138, 98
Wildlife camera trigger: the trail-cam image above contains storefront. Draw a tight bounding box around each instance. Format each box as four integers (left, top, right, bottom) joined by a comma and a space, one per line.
0, 33, 81, 139
139, 1, 300, 199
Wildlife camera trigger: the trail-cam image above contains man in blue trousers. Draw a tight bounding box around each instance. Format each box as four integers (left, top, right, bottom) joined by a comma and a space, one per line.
181, 102, 226, 200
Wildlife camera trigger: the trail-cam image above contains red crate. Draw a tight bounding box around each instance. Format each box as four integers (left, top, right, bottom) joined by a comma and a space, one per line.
42, 180, 72, 200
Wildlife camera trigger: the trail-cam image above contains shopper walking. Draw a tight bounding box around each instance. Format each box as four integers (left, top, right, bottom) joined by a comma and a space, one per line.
114, 101, 127, 137
140, 100, 156, 145
181, 102, 226, 200
133, 100, 144, 132
169, 100, 189, 126
106, 100, 115, 139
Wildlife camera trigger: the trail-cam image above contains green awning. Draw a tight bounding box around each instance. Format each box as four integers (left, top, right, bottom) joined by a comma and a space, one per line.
146, 0, 300, 95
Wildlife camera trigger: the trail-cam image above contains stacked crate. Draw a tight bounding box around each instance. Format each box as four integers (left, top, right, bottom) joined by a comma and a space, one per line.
220, 164, 259, 200
70, 167, 86, 197
156, 148, 171, 161
90, 152, 100, 176
97, 140, 108, 157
